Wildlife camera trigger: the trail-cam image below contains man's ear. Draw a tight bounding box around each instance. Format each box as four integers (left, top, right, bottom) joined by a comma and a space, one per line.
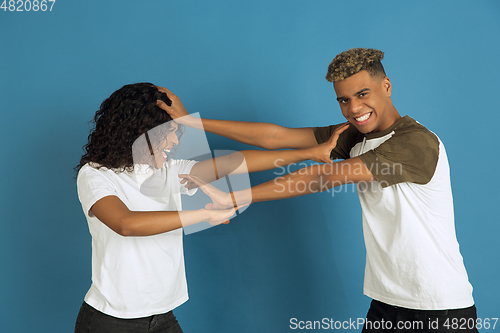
382, 76, 392, 97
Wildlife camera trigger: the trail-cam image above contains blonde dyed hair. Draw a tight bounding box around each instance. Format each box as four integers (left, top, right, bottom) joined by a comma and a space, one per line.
326, 48, 386, 82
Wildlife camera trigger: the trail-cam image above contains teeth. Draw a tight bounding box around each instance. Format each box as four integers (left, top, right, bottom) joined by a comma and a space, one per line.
355, 113, 371, 122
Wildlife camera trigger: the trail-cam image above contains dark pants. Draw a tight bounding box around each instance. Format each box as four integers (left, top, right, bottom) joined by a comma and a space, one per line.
75, 302, 184, 333
362, 300, 479, 333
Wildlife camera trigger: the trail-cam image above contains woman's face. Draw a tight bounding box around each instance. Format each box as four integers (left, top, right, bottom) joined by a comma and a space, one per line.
152, 122, 179, 168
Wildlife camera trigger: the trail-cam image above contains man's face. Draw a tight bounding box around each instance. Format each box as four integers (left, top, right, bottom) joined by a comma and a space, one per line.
334, 70, 395, 134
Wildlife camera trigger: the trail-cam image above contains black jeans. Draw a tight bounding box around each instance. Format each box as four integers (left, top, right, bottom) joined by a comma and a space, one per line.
75, 302, 184, 333
362, 300, 479, 333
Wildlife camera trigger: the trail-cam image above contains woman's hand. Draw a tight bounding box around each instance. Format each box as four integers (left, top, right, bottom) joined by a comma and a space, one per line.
203, 205, 236, 225
180, 174, 236, 210
181, 174, 249, 225
305, 122, 350, 163
155, 86, 192, 125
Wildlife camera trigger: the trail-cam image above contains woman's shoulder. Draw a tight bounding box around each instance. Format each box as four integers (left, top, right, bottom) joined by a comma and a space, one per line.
78, 162, 109, 175
77, 163, 121, 185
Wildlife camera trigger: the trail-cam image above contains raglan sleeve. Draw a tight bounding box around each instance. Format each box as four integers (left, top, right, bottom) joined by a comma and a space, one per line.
358, 129, 440, 188
314, 124, 363, 160
76, 166, 118, 217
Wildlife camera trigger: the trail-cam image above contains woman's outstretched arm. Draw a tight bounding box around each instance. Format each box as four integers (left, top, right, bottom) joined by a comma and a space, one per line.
90, 195, 237, 237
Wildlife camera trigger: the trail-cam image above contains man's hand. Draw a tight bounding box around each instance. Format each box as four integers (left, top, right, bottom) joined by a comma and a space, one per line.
155, 86, 192, 125
306, 122, 350, 163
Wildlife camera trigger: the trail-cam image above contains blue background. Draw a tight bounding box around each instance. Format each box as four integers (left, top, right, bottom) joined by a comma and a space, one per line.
1, 0, 499, 332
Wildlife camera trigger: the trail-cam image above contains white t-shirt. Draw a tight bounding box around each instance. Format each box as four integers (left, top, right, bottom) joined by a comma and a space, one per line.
77, 159, 197, 318
315, 117, 474, 310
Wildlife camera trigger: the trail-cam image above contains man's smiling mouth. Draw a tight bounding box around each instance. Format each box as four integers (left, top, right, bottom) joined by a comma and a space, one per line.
355, 112, 372, 122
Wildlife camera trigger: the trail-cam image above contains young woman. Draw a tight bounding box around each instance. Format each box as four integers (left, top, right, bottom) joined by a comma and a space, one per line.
74, 83, 339, 332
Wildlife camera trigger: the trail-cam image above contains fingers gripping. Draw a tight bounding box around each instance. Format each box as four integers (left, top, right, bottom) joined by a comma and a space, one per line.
328, 122, 350, 144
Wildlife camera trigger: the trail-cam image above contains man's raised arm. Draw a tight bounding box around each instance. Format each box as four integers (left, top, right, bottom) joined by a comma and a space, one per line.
156, 87, 318, 149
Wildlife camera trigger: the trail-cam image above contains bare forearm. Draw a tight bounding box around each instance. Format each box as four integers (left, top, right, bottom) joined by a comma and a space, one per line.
184, 116, 316, 149
232, 159, 373, 204
200, 118, 283, 149
227, 165, 330, 207
240, 148, 313, 174
249, 165, 329, 203
190, 148, 314, 183
118, 209, 209, 236
91, 195, 236, 237
155, 87, 317, 149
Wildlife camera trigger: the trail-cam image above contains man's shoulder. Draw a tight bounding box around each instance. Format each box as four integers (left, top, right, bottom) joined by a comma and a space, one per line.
375, 116, 440, 154
393, 116, 438, 142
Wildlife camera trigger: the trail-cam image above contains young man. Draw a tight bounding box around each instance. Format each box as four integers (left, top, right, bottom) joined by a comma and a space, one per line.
157, 48, 478, 332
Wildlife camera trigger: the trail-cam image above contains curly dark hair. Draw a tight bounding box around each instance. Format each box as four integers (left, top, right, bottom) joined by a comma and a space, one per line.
326, 48, 386, 82
76, 83, 180, 172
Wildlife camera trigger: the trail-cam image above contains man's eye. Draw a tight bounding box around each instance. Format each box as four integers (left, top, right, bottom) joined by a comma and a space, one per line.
359, 92, 367, 97
339, 99, 348, 104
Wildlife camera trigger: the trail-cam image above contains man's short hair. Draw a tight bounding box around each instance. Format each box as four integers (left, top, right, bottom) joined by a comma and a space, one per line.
326, 48, 386, 82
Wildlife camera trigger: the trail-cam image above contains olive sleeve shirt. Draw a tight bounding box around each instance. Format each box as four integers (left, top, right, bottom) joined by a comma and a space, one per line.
312, 116, 474, 310
313, 116, 439, 187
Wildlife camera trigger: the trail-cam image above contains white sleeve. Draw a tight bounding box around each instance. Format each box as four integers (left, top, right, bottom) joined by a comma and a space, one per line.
169, 159, 198, 196
76, 166, 118, 217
